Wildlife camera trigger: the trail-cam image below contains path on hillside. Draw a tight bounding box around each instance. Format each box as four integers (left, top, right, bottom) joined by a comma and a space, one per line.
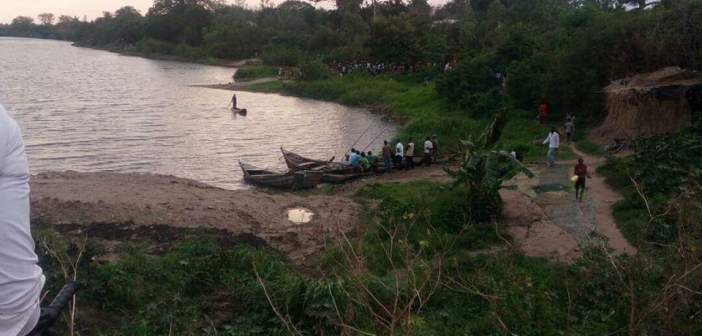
502, 144, 636, 261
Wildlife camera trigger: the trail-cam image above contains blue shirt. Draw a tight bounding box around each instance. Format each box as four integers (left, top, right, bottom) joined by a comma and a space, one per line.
349, 153, 361, 167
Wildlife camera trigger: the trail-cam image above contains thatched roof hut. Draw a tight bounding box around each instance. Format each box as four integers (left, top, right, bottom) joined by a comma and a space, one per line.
590, 67, 702, 144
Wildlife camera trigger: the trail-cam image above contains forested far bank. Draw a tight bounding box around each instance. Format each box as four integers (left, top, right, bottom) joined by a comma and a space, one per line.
2, 0, 702, 123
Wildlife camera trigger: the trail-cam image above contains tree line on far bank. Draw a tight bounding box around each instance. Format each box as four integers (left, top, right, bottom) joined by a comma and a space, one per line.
1, 0, 701, 120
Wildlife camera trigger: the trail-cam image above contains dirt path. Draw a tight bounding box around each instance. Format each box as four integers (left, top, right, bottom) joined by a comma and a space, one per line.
500, 144, 636, 261
570, 145, 637, 255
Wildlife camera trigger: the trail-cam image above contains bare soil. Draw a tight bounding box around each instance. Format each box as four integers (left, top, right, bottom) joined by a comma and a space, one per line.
30, 171, 360, 265
31, 148, 634, 267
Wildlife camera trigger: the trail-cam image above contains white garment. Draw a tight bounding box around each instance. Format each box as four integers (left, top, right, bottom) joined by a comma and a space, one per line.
543, 132, 560, 149
424, 140, 433, 154
406, 142, 415, 157
395, 143, 404, 157
0, 104, 44, 336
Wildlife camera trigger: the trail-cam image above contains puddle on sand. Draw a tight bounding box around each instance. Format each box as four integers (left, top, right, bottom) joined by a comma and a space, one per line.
287, 208, 314, 224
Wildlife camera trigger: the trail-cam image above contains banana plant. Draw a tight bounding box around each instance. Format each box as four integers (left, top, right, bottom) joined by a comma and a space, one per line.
449, 112, 534, 222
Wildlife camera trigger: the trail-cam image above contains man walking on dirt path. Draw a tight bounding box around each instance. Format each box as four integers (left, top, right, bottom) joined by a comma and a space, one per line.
565, 117, 575, 143
538, 101, 549, 124
574, 158, 590, 202
543, 127, 560, 167
0, 104, 45, 336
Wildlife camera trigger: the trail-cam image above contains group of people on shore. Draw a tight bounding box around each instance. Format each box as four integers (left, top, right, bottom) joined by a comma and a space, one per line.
344, 135, 438, 172
333, 61, 456, 77
382, 135, 438, 171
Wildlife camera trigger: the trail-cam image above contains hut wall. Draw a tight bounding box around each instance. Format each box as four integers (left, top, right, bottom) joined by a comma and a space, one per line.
590, 87, 693, 144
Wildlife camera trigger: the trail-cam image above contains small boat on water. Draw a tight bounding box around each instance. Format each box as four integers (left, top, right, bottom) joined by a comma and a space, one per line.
239, 161, 320, 190
231, 107, 247, 115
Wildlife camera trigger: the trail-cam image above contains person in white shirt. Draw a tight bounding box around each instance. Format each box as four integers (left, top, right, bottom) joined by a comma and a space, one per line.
0, 103, 45, 336
394, 141, 404, 169
542, 127, 560, 168
405, 139, 415, 169
423, 137, 433, 166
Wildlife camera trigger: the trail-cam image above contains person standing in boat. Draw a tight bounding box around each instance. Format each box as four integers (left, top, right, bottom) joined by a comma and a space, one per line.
382, 141, 393, 172
405, 138, 415, 169
231, 94, 237, 109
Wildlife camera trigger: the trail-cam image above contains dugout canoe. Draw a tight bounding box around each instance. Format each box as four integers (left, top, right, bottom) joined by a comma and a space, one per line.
239, 161, 321, 190
280, 148, 359, 174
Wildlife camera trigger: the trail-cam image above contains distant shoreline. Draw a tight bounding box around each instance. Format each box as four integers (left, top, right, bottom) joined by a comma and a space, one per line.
71, 41, 248, 68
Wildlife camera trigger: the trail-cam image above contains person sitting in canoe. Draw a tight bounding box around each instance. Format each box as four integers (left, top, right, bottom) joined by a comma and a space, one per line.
349, 149, 361, 167
360, 152, 371, 172
366, 151, 376, 167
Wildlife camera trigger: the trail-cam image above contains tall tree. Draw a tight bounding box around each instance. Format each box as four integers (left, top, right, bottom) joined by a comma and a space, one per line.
37, 13, 55, 26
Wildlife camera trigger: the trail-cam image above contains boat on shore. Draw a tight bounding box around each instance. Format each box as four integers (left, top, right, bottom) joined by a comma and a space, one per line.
280, 148, 357, 174
239, 161, 320, 189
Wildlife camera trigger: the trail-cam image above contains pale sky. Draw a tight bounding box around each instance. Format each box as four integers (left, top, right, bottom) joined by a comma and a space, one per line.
0, 0, 448, 24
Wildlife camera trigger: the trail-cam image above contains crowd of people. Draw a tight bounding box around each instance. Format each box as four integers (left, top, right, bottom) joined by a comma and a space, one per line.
333, 61, 456, 77
344, 135, 439, 172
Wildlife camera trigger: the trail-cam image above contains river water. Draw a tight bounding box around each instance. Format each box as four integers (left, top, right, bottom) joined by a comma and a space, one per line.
0, 38, 395, 189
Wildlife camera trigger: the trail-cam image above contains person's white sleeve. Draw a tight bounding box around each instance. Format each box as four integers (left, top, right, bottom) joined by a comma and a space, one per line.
543, 134, 550, 145
0, 105, 44, 336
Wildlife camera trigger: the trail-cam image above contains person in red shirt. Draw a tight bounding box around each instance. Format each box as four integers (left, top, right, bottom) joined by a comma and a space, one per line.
574, 158, 590, 201
538, 101, 549, 124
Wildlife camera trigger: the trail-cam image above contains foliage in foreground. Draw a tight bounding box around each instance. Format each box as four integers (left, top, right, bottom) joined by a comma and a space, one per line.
37, 167, 702, 335
450, 113, 534, 222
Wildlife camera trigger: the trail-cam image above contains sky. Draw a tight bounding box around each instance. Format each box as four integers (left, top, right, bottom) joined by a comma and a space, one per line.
1, 0, 449, 24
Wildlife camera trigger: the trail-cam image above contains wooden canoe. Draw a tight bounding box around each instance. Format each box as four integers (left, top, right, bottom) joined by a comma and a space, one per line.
231, 107, 248, 115
239, 161, 320, 189
280, 148, 357, 174
321, 171, 371, 184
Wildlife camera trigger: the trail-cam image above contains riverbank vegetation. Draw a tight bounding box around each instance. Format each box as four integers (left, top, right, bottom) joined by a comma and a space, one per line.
6, 0, 702, 334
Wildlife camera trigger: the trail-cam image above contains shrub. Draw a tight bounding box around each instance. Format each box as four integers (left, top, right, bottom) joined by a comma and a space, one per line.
297, 60, 331, 81
135, 38, 175, 55
233, 65, 279, 81
261, 46, 304, 66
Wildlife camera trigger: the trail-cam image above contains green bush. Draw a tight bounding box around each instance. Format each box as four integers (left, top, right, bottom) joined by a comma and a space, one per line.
261, 46, 304, 66
297, 60, 332, 81
234, 65, 279, 81
135, 38, 176, 55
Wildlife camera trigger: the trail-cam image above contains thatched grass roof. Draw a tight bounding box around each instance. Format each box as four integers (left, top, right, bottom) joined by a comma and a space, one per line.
606, 66, 702, 93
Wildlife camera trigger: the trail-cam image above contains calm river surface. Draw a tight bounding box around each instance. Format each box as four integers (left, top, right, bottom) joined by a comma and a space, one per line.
0, 38, 395, 189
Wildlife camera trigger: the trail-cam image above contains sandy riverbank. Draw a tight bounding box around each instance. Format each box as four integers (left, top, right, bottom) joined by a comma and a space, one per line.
30, 171, 360, 264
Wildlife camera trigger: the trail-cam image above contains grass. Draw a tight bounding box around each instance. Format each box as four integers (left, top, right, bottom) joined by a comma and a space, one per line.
245, 74, 575, 158
233, 65, 279, 82
575, 139, 606, 157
